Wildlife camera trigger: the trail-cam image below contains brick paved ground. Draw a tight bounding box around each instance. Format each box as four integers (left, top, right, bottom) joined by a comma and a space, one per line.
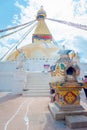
0, 90, 87, 130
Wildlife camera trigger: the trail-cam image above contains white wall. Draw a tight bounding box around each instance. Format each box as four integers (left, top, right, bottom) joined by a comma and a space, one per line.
0, 61, 17, 72
0, 61, 27, 94
25, 59, 56, 72
0, 71, 27, 94
79, 63, 87, 79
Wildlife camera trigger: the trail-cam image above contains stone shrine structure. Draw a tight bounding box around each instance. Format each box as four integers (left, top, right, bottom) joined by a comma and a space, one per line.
49, 49, 87, 128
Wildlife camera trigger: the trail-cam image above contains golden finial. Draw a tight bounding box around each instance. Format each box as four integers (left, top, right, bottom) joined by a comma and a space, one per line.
36, 6, 46, 20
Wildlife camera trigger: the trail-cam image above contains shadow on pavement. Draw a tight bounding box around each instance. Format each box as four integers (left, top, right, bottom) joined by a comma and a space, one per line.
43, 112, 68, 130
0, 93, 22, 104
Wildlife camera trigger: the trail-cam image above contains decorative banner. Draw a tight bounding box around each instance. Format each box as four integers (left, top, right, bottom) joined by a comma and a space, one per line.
44, 64, 50, 69
33, 34, 52, 40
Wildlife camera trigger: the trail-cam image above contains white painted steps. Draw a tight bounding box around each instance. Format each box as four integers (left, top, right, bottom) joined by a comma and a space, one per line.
23, 89, 50, 97
23, 72, 51, 97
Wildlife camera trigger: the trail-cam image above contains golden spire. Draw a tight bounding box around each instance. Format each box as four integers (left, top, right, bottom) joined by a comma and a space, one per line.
36, 6, 46, 20
32, 6, 52, 43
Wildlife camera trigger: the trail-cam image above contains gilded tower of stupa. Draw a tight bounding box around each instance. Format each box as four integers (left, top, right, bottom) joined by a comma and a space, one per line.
32, 6, 52, 43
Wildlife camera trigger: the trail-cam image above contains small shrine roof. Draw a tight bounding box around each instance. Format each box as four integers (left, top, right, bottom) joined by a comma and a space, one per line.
58, 50, 72, 55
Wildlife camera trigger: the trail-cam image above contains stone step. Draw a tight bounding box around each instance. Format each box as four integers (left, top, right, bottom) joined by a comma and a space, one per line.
24, 90, 50, 93
27, 77, 50, 80
23, 88, 49, 90
23, 89, 50, 93
27, 75, 51, 77
26, 84, 50, 86
27, 77, 51, 79
26, 81, 50, 83
27, 72, 51, 75
25, 85, 49, 87
25, 84, 49, 87
23, 72, 51, 97
65, 115, 87, 129
27, 80, 50, 83
23, 92, 50, 97
22, 88, 50, 97
27, 77, 51, 81
27, 82, 50, 84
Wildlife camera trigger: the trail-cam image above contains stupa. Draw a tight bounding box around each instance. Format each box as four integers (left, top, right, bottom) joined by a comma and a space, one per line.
7, 6, 59, 66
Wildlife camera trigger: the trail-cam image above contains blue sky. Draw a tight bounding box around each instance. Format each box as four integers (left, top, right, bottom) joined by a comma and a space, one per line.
0, 0, 18, 28
0, 0, 28, 28
0, 0, 87, 62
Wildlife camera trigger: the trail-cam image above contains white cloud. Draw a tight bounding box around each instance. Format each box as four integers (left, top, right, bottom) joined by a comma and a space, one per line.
0, 46, 9, 59
73, 0, 87, 15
